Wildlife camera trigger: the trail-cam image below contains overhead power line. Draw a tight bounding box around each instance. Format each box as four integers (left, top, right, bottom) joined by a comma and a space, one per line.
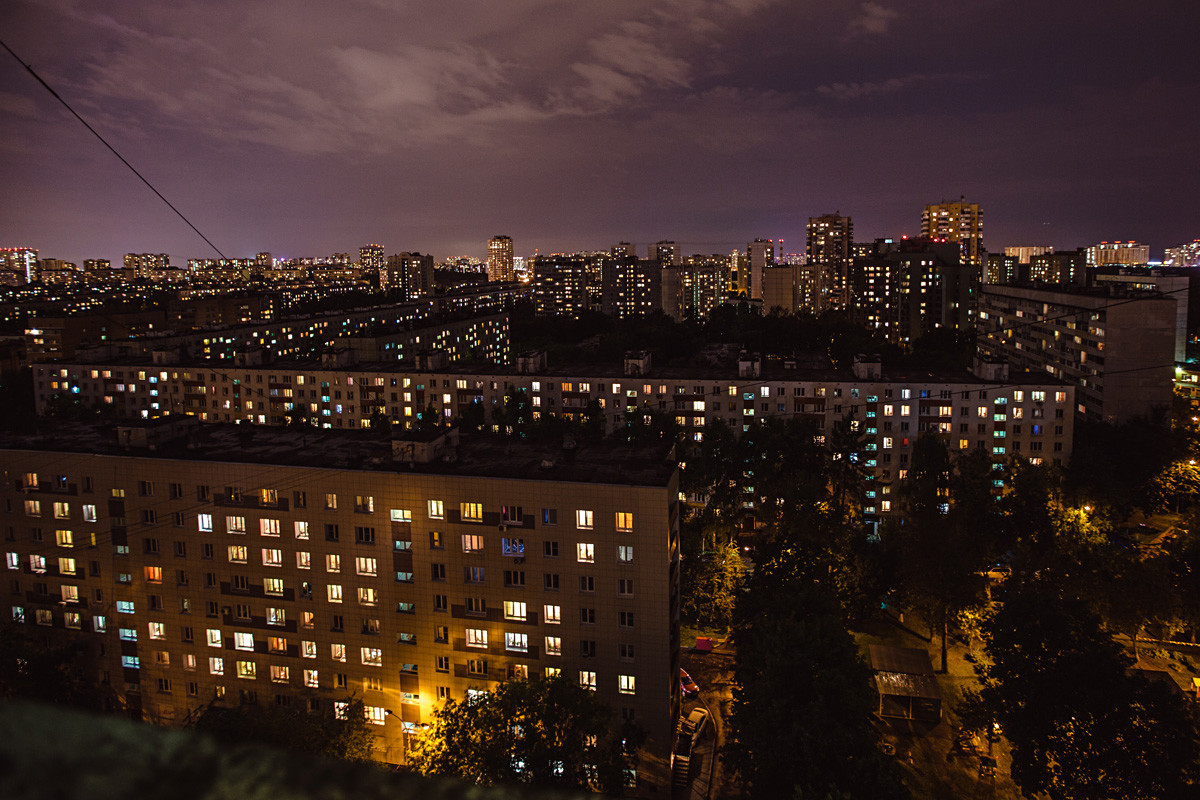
0, 38, 226, 259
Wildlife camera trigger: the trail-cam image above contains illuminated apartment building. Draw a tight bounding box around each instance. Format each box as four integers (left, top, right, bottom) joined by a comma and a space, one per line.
660, 258, 728, 321
1085, 241, 1150, 267
600, 257, 662, 318
978, 284, 1176, 422
532, 255, 593, 317
487, 236, 514, 283
921, 200, 983, 266
806, 214, 853, 307
0, 419, 680, 783
382, 253, 434, 300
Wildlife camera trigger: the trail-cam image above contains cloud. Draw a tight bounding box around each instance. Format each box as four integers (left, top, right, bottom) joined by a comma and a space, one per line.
816, 73, 929, 100
845, 2, 899, 38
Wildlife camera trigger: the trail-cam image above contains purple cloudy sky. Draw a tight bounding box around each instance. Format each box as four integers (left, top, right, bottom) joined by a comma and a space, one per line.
2, 0, 1198, 266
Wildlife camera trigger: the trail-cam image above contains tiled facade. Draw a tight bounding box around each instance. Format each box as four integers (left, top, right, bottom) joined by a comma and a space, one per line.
0, 425, 680, 774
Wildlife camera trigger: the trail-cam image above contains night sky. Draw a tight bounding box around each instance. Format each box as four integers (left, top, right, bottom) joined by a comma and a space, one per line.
3, 0, 1198, 266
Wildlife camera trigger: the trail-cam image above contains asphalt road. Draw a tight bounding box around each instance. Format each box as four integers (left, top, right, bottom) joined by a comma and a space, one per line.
680, 639, 739, 799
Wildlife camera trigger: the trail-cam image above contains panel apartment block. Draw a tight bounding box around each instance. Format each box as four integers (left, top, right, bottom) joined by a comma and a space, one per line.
978, 284, 1176, 423
0, 421, 680, 778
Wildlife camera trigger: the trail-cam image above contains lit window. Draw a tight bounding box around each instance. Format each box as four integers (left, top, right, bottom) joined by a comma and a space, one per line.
234, 632, 254, 651
327, 584, 343, 603
358, 587, 377, 606
326, 554, 340, 572
428, 500, 444, 519
227, 545, 247, 563
505, 632, 528, 653
55, 529, 73, 548
461, 534, 484, 553
264, 578, 284, 596
236, 661, 256, 680
304, 669, 319, 688
390, 509, 412, 523
544, 604, 561, 624
460, 502, 483, 521
617, 545, 633, 564
576, 543, 594, 563
270, 665, 289, 684
226, 516, 246, 534
207, 628, 222, 647
198, 514, 213, 532
615, 512, 633, 531
579, 670, 596, 690
619, 674, 636, 695
504, 601, 527, 620
361, 647, 383, 666
355, 557, 377, 576
331, 643, 346, 662
302, 641, 317, 658
259, 519, 280, 537
294, 521, 309, 539
148, 622, 166, 640
575, 509, 593, 529
545, 636, 562, 656
466, 628, 488, 648
261, 548, 283, 567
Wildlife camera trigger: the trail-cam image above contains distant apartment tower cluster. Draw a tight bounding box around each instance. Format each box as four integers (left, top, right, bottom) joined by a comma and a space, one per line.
125, 253, 171, 279
1, 247, 38, 285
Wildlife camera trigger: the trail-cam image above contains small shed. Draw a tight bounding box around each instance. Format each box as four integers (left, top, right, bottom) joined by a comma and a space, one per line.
869, 644, 942, 722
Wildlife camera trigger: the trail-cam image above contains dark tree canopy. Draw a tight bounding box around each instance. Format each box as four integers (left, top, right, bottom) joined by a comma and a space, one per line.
979, 586, 1200, 800
729, 583, 909, 800
189, 697, 376, 763
408, 673, 640, 795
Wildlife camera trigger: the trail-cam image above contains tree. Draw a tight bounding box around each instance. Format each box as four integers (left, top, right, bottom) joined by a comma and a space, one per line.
978, 586, 1200, 799
189, 696, 376, 763
409, 673, 640, 795
680, 540, 744, 629
0, 623, 108, 710
892, 436, 992, 672
729, 583, 909, 800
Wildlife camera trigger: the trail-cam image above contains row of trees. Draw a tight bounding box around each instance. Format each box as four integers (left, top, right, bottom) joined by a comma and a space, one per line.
676, 407, 1200, 798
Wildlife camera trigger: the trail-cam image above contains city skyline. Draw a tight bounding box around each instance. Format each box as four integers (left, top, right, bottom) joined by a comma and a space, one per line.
3, 2, 1199, 267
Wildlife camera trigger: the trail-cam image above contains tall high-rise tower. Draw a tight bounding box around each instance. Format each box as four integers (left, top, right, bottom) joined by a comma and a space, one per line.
745, 238, 774, 300
487, 235, 514, 282
359, 244, 385, 274
806, 213, 853, 308
653, 241, 681, 266
921, 199, 983, 266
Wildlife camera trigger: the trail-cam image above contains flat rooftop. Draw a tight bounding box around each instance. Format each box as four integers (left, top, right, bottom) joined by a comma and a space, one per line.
0, 420, 676, 487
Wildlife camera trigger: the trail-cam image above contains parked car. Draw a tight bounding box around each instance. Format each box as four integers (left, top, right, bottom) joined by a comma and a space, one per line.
684, 707, 710, 744
680, 668, 699, 696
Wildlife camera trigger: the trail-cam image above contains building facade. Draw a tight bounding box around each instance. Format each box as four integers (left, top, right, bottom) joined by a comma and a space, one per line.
921, 200, 983, 266
0, 422, 680, 780
978, 284, 1176, 423
806, 214, 853, 307
487, 236, 514, 283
